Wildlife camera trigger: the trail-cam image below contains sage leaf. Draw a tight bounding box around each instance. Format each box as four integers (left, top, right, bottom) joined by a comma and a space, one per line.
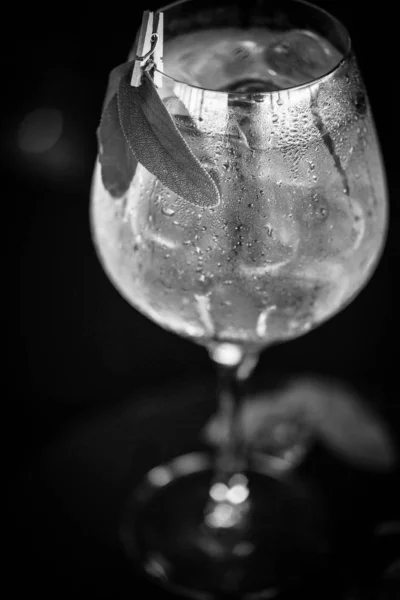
102, 60, 134, 113
118, 70, 220, 208
97, 60, 137, 198
97, 93, 137, 199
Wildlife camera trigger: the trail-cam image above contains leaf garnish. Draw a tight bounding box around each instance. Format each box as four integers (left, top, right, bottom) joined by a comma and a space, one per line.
102, 60, 134, 113
117, 70, 220, 208
97, 93, 137, 199
97, 60, 137, 198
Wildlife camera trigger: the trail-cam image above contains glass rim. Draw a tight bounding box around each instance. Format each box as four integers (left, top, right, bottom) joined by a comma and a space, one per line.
154, 0, 352, 97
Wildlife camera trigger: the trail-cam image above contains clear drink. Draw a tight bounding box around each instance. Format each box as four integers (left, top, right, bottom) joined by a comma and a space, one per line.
91, 26, 387, 350
161, 27, 343, 91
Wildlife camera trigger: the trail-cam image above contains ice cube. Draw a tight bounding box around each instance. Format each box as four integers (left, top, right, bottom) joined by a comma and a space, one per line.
225, 41, 261, 78
210, 280, 262, 340
266, 30, 333, 85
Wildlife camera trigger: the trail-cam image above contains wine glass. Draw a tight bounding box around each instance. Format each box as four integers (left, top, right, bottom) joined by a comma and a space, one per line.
90, 0, 388, 597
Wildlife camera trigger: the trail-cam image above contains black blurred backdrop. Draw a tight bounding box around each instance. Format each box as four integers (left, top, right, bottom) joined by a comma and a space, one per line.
4, 1, 398, 598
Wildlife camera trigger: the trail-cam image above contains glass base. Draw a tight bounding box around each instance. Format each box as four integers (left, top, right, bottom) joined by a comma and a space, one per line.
120, 452, 332, 599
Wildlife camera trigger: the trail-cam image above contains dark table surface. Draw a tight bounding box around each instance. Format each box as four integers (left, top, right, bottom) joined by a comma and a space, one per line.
5, 0, 398, 597
9, 378, 400, 599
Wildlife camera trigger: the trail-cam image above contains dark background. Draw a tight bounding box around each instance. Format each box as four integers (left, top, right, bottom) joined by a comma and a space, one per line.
4, 1, 398, 598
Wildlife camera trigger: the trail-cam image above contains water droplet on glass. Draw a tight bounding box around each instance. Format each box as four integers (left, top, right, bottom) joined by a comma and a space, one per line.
160, 204, 171, 216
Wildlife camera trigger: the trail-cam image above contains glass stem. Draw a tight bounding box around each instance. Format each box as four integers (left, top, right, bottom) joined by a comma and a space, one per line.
203, 344, 259, 530
214, 362, 247, 482
210, 344, 260, 485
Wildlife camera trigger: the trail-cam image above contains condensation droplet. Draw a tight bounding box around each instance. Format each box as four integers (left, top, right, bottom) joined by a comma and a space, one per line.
161, 206, 175, 216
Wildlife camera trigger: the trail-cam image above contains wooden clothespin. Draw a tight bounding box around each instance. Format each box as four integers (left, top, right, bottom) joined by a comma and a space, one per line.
131, 10, 164, 88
